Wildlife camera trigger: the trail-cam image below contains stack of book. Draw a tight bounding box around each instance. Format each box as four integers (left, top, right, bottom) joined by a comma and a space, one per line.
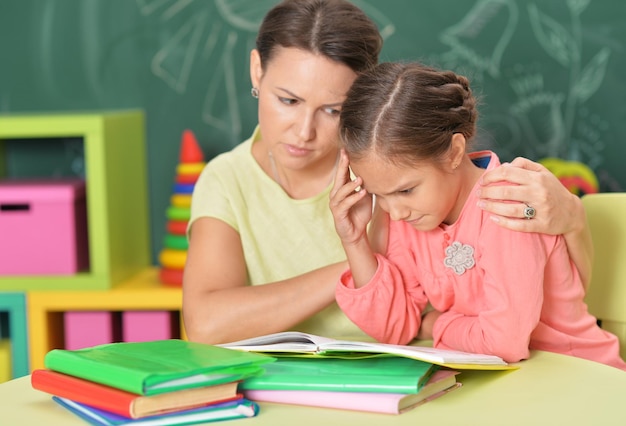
31, 339, 275, 425
241, 356, 460, 414
221, 332, 515, 415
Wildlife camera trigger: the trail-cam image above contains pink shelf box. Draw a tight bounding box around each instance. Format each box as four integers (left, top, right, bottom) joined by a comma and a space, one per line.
122, 311, 176, 342
64, 311, 121, 350
0, 179, 89, 275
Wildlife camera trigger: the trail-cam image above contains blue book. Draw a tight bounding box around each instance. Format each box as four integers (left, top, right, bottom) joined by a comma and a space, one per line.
52, 396, 259, 425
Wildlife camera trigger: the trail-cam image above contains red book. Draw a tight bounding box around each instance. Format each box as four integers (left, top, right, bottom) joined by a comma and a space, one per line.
31, 369, 241, 419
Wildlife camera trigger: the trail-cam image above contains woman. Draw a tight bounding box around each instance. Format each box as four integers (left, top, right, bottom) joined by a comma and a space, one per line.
182, 0, 592, 345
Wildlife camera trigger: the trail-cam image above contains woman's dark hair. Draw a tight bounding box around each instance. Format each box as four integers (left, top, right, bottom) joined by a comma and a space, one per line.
340, 62, 479, 165
256, 0, 382, 73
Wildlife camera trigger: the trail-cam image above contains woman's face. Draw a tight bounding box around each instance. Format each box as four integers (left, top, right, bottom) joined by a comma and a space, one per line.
250, 46, 358, 171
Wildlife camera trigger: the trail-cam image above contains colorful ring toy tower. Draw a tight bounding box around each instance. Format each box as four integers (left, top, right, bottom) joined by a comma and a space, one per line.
158, 130, 205, 286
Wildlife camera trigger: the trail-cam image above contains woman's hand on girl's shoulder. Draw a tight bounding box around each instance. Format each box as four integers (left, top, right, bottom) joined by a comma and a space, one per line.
477, 157, 582, 235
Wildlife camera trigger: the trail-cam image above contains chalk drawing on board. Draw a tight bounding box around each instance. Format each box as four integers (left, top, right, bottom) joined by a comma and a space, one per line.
436, 0, 612, 177
575, 107, 608, 170
438, 0, 519, 79
200, 0, 278, 138
137, 0, 172, 16
526, 2, 611, 161
150, 9, 208, 94
507, 64, 567, 158
161, 0, 195, 20
201, 30, 243, 137
215, 0, 278, 32
137, 0, 194, 19
352, 0, 396, 39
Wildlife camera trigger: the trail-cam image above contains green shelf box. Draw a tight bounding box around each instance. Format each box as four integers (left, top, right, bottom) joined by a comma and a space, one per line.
0, 110, 151, 290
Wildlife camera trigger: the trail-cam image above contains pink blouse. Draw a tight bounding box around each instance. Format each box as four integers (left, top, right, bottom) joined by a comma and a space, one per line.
336, 151, 626, 370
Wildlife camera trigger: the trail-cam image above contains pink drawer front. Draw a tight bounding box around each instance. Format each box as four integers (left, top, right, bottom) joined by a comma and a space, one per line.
0, 179, 89, 275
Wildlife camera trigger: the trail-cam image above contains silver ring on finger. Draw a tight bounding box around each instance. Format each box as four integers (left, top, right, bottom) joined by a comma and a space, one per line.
523, 204, 536, 220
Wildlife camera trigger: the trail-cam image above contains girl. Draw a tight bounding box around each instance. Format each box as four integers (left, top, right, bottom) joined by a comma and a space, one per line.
330, 61, 626, 370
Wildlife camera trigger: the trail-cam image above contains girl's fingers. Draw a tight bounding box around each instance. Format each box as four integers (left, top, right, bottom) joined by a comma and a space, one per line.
331, 153, 365, 207
339, 186, 368, 210
330, 177, 365, 211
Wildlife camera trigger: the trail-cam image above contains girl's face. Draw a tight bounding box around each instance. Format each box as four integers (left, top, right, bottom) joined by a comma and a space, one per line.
351, 153, 464, 230
250, 46, 357, 171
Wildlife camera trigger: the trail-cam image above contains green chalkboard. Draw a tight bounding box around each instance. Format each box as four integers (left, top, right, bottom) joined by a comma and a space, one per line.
1, 0, 625, 262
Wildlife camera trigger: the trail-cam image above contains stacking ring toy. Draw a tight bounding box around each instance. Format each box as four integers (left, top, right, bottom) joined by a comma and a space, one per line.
166, 220, 188, 235
176, 162, 205, 175
159, 267, 184, 286
170, 194, 192, 208
159, 248, 187, 269
176, 173, 201, 184
166, 206, 191, 221
173, 183, 195, 194
164, 234, 189, 250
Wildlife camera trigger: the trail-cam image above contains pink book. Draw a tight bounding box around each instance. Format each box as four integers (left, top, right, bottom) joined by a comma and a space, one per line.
244, 369, 461, 415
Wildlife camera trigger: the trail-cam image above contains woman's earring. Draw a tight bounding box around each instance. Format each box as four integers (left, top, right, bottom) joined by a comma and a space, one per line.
251, 87, 259, 98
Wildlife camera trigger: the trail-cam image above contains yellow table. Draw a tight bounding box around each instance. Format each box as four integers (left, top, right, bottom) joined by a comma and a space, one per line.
1, 351, 625, 426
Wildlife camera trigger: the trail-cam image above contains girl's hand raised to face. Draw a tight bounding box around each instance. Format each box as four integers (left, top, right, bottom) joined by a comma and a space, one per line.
330, 150, 373, 246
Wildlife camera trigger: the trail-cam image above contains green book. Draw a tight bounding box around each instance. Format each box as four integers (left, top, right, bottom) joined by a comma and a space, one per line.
239, 356, 439, 394
44, 339, 275, 396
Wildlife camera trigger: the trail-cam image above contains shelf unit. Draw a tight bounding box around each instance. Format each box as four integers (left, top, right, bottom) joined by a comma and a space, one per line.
0, 110, 150, 290
27, 267, 184, 370
0, 293, 29, 378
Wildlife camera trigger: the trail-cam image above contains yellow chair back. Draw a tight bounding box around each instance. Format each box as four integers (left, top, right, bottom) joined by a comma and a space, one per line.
582, 193, 626, 359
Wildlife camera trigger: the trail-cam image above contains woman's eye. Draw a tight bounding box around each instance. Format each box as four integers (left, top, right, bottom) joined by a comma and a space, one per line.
324, 107, 341, 116
398, 188, 414, 195
279, 97, 297, 105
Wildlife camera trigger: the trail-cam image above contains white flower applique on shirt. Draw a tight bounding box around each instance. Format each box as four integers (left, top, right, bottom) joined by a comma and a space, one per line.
443, 241, 476, 275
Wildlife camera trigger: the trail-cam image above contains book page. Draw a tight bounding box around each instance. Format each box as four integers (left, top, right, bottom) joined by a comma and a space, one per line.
318, 340, 507, 365
220, 331, 335, 353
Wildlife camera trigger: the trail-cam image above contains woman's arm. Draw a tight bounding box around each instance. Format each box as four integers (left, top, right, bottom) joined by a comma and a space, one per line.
182, 217, 346, 345
477, 157, 593, 288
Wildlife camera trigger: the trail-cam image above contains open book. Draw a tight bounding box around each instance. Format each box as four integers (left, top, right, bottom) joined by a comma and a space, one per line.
220, 332, 515, 370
